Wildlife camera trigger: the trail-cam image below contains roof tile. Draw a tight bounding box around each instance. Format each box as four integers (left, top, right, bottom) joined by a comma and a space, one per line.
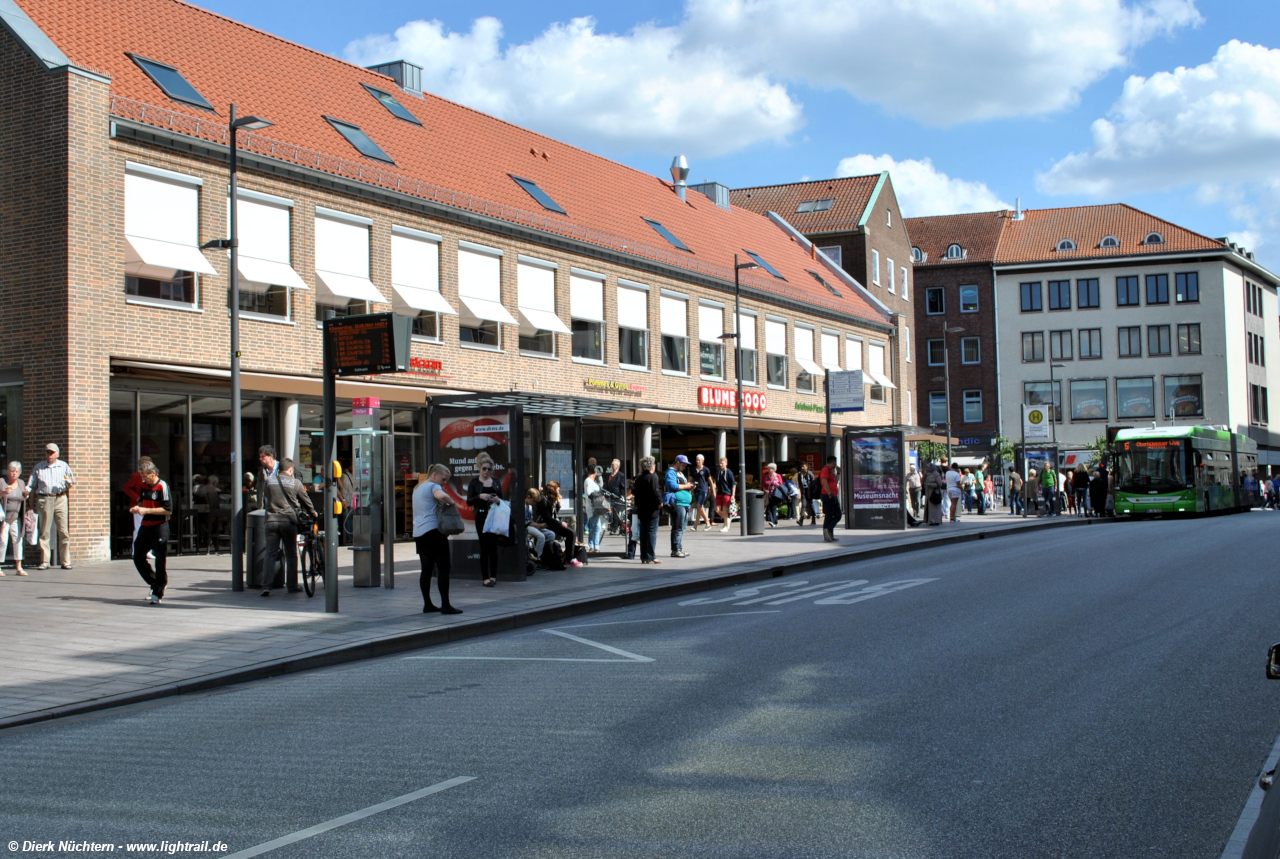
729, 175, 882, 234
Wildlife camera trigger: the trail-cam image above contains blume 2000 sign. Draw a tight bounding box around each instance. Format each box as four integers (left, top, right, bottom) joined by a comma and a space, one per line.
698, 386, 766, 411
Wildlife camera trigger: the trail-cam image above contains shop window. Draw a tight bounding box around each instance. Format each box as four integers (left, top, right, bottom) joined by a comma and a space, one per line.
1020, 282, 1042, 312
962, 390, 982, 423
1117, 276, 1140, 306
1077, 278, 1100, 308
617, 283, 649, 369
1118, 326, 1142, 358
1024, 380, 1061, 422
570, 271, 605, 362
1175, 272, 1199, 303
660, 293, 688, 374
1116, 377, 1155, 419
959, 285, 978, 313
1070, 379, 1108, 421
736, 313, 757, 384
1022, 331, 1044, 362
699, 303, 725, 379
1050, 330, 1072, 361
1164, 374, 1204, 417
961, 337, 980, 364
929, 391, 947, 425
766, 318, 788, 388
1178, 323, 1201, 355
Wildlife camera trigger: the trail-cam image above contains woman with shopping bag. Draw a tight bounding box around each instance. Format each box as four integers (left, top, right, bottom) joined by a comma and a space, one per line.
467, 451, 505, 587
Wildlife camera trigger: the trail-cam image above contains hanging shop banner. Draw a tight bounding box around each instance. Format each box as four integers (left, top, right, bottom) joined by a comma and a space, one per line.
846, 430, 905, 530
430, 407, 525, 579
827, 369, 865, 413
698, 386, 767, 411
1022, 403, 1052, 442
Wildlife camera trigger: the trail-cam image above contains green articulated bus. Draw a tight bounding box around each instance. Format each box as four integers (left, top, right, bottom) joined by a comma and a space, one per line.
1113, 426, 1259, 516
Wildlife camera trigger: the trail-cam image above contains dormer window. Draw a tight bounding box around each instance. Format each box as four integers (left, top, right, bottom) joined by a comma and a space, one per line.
945, 243, 964, 260
1143, 232, 1166, 245
911, 246, 924, 263
1056, 239, 1077, 252
1100, 235, 1120, 249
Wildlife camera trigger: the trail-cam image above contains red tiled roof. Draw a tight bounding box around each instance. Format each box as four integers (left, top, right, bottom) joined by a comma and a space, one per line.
16, 0, 886, 323
993, 204, 1226, 264
729, 175, 883, 235
905, 211, 1007, 266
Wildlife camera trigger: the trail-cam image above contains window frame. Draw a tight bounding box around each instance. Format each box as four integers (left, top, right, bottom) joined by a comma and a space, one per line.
128, 54, 214, 110
962, 389, 983, 423
925, 287, 945, 315
324, 117, 395, 164
362, 83, 422, 125
1048, 279, 1072, 311
1177, 323, 1201, 355
1118, 326, 1142, 358
1116, 377, 1156, 419
511, 175, 567, 215
1148, 324, 1171, 357
959, 285, 979, 313
1175, 271, 1199, 304
1021, 331, 1045, 363
929, 391, 948, 426
698, 302, 726, 381
1069, 378, 1109, 422
765, 317, 788, 390
1076, 278, 1100, 309
617, 283, 650, 370
926, 339, 945, 366
872, 250, 881, 286
1024, 380, 1062, 423
818, 246, 842, 269
1020, 281, 1043, 312
1145, 273, 1169, 305
1116, 276, 1140, 307
1049, 330, 1073, 362
1164, 374, 1204, 418
960, 337, 981, 365
1078, 328, 1102, 360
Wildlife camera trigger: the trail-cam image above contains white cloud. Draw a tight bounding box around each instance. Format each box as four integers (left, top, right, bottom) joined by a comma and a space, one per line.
836, 154, 1010, 217
683, 0, 1202, 124
1039, 40, 1280, 250
345, 16, 802, 158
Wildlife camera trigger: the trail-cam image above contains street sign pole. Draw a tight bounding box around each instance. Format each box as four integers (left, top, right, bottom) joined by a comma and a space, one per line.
1020, 405, 1027, 518
825, 373, 833, 459
323, 316, 338, 613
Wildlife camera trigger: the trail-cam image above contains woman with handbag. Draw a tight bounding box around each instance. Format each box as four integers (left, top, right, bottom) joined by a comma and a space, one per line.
584, 467, 606, 554
537, 482, 582, 568
413, 464, 462, 614
1, 461, 27, 575
467, 452, 505, 587
761, 463, 784, 527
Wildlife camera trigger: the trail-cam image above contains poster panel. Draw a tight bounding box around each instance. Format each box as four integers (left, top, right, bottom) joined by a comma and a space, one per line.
848, 431, 904, 530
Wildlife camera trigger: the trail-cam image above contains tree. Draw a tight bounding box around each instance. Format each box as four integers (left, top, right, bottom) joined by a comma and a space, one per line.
916, 440, 948, 464
1083, 433, 1109, 465
989, 435, 1015, 467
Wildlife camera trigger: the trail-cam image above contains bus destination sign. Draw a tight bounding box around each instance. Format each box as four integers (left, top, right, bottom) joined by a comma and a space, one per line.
325, 313, 412, 377
1127, 439, 1182, 450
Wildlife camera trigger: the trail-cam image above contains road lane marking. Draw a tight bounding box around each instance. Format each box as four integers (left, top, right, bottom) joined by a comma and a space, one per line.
559, 611, 782, 628
678, 580, 814, 606
405, 630, 654, 663
755, 581, 873, 605
812, 579, 938, 604
224, 776, 475, 858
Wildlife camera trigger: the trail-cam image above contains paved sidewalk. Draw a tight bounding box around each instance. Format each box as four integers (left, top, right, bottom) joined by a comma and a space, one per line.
0, 510, 1104, 728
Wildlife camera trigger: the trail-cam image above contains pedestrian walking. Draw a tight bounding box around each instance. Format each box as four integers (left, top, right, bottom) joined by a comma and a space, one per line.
633, 456, 662, 564
762, 463, 784, 527
1, 462, 28, 575
924, 464, 945, 525
130, 462, 171, 604
664, 455, 694, 558
583, 466, 606, 554
121, 456, 153, 552
1008, 470, 1024, 516
467, 451, 505, 586
28, 443, 75, 569
1073, 465, 1090, 516
819, 455, 842, 541
714, 457, 736, 532
256, 450, 316, 596
691, 454, 714, 531
1040, 463, 1058, 516
906, 465, 922, 521
413, 464, 462, 615
983, 472, 994, 513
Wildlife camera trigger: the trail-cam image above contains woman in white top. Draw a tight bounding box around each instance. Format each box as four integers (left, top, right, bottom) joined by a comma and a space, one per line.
583, 468, 605, 553
945, 464, 963, 522
412, 463, 462, 615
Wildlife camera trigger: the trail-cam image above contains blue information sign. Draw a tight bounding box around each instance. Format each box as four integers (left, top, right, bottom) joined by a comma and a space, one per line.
828, 369, 865, 413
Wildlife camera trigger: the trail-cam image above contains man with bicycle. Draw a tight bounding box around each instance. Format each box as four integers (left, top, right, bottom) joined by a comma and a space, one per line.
255, 446, 315, 597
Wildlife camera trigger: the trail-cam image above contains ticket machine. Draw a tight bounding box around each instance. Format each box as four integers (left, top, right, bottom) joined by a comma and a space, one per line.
343, 399, 387, 587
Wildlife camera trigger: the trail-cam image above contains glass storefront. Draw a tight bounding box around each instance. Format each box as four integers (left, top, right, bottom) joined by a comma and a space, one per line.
0, 385, 22, 470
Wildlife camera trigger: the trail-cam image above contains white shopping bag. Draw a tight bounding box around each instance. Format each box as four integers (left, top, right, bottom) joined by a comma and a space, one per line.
483, 499, 511, 536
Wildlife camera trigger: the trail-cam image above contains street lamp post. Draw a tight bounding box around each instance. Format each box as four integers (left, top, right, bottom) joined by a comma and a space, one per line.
206, 104, 272, 591
942, 326, 965, 464
1049, 362, 1066, 446
724, 255, 760, 536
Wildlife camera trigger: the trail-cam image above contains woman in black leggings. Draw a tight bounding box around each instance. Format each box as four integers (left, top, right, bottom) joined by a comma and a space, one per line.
467, 452, 504, 586
413, 463, 462, 614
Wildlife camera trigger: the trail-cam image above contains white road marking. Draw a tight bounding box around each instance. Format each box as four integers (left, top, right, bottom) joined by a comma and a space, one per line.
405, 629, 654, 663
678, 580, 813, 606
812, 579, 938, 605
223, 776, 475, 859
756, 580, 871, 605
1220, 725, 1280, 859
559, 611, 782, 629
542, 629, 655, 662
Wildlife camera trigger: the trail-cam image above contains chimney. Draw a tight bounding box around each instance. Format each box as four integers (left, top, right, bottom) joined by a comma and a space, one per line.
366, 60, 424, 97
670, 155, 689, 202
1012, 197, 1024, 221
689, 181, 731, 210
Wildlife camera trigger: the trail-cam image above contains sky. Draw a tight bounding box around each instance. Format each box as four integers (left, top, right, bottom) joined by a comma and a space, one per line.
200, 0, 1280, 266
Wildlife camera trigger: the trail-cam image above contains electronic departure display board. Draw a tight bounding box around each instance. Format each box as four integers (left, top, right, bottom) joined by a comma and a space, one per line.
325, 313, 412, 377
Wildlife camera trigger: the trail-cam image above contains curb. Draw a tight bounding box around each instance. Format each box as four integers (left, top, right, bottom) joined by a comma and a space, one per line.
0, 514, 1117, 731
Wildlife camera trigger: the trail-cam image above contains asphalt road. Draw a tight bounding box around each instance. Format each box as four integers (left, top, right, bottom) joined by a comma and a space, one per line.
4, 512, 1280, 858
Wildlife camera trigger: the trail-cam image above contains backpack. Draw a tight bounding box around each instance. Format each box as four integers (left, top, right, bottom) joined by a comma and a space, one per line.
541, 540, 565, 571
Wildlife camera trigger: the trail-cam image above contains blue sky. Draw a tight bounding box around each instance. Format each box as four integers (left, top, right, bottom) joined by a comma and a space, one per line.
202, 0, 1280, 264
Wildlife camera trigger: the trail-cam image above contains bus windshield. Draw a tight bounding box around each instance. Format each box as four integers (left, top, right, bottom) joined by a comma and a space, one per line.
1116, 441, 1186, 492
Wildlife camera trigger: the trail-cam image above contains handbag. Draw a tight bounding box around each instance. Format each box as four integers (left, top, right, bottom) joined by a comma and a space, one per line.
929, 488, 942, 505
483, 498, 511, 536
23, 502, 37, 546
276, 472, 313, 530
436, 495, 465, 536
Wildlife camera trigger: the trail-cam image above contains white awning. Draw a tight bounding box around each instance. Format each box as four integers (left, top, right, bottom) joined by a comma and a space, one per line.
570, 274, 605, 322
392, 283, 456, 315
617, 285, 648, 324
125, 235, 218, 278
314, 270, 384, 305
796, 357, 825, 377
238, 256, 308, 292
518, 307, 571, 335
459, 295, 518, 326
866, 369, 897, 389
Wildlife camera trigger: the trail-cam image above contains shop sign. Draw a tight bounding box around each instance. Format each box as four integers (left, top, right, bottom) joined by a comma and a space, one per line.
408, 357, 446, 377
795, 402, 825, 414
584, 379, 647, 395
352, 397, 381, 408
698, 386, 766, 411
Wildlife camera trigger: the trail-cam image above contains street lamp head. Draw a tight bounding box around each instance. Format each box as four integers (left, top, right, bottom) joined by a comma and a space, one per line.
946, 326, 966, 334
1051, 363, 1066, 369
231, 115, 273, 131
736, 261, 760, 271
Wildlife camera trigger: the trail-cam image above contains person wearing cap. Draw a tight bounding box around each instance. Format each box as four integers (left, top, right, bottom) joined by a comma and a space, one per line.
664, 455, 694, 559
27, 443, 75, 569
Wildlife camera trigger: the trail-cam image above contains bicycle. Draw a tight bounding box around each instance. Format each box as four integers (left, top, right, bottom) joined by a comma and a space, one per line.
298, 523, 326, 597
602, 491, 630, 541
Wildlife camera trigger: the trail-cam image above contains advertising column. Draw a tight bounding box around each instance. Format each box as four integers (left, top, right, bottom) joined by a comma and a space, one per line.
846, 430, 905, 530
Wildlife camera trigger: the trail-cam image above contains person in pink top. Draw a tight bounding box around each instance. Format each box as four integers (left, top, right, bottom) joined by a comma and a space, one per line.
761, 463, 784, 528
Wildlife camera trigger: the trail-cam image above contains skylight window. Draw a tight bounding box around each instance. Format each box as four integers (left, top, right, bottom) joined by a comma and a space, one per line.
744, 249, 785, 280
794, 198, 835, 214
325, 117, 394, 163
130, 55, 213, 110
807, 270, 841, 297
642, 217, 691, 252
510, 175, 566, 215
362, 84, 421, 125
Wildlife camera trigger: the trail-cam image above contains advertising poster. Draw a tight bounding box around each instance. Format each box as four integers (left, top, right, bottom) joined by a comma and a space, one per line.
848, 432, 904, 530
1117, 378, 1156, 419
436, 410, 514, 538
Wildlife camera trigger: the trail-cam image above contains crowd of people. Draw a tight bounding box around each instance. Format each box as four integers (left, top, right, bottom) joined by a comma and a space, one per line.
912, 459, 1116, 526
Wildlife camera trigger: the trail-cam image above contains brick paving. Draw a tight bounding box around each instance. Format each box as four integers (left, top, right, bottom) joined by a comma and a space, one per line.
0, 511, 1091, 727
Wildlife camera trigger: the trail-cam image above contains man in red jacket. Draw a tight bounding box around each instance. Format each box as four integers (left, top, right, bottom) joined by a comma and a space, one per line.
129, 462, 171, 604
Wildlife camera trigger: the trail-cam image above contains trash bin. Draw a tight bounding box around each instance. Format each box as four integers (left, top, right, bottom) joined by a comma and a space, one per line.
745, 490, 766, 535
245, 509, 267, 589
